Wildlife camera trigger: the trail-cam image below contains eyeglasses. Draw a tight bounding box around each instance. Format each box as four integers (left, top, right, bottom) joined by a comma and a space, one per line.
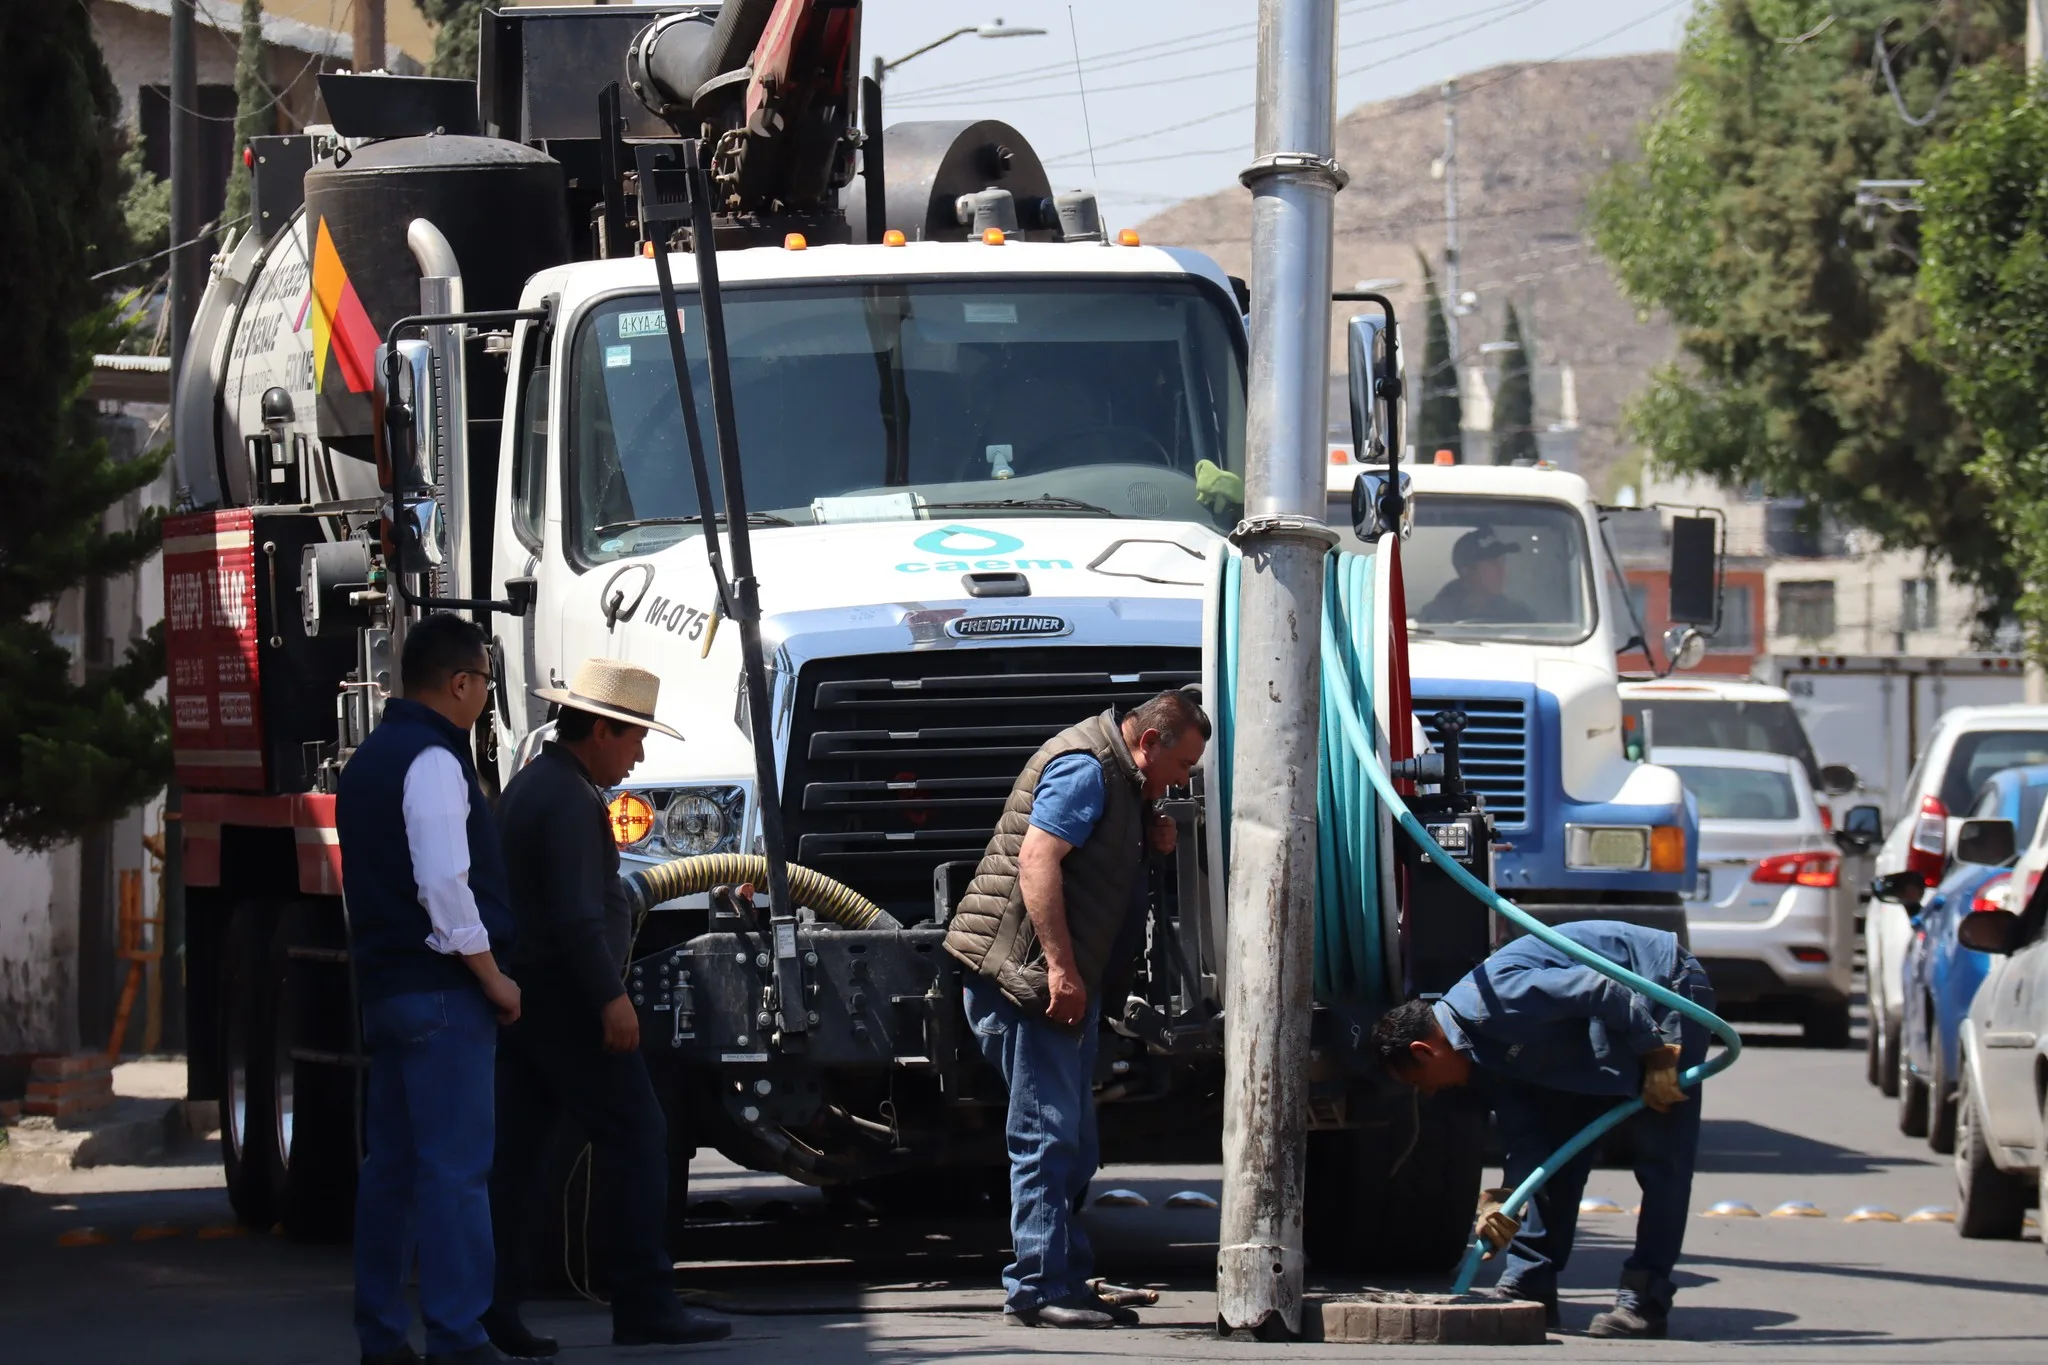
456, 667, 496, 687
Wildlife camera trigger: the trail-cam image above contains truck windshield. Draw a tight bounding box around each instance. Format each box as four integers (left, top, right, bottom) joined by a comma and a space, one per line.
568, 277, 1246, 564
1329, 493, 1595, 644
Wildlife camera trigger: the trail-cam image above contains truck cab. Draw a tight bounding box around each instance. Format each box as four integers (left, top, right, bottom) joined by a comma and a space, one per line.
1329, 457, 1698, 936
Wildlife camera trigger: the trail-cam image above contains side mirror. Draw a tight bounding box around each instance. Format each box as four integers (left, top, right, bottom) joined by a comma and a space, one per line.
1818, 763, 1860, 796
1667, 514, 1720, 625
1872, 869, 1927, 907
1955, 818, 2017, 867
1662, 625, 1706, 671
375, 338, 446, 579
1345, 311, 1401, 463
1351, 470, 1413, 543
1843, 804, 1883, 837
1957, 908, 2022, 955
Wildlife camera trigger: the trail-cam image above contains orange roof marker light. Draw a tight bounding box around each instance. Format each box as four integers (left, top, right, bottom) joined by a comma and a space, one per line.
1331, 448, 1350, 464
1117, 228, 1142, 247
784, 232, 808, 251
882, 229, 907, 247
1434, 449, 1456, 466
982, 227, 1006, 245
641, 240, 655, 258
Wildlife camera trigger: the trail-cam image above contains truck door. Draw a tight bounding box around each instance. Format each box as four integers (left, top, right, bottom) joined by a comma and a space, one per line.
492, 316, 552, 775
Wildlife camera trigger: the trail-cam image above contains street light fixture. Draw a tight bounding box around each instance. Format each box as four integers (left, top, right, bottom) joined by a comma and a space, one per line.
874, 18, 1048, 83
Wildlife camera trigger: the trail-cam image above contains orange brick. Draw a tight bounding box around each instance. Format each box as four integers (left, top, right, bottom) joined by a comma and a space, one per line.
25, 1092, 114, 1119
29, 1054, 112, 1082
27, 1075, 113, 1105
0, 1099, 19, 1121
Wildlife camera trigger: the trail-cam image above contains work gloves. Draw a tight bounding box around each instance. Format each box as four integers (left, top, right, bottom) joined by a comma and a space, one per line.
1640, 1043, 1687, 1113
1476, 1187, 1519, 1259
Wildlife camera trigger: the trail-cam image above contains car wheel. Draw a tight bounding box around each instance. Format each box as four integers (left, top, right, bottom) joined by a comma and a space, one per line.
1896, 1038, 1929, 1139
1865, 1001, 1882, 1085
1877, 1011, 1902, 1099
1803, 998, 1852, 1050
1927, 1032, 1958, 1155
1954, 1064, 2026, 1239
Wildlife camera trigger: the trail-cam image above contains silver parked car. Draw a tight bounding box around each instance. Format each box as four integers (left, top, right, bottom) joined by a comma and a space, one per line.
1656, 746, 1855, 1047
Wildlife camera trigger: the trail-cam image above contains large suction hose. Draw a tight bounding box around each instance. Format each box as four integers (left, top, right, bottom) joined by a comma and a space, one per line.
622, 853, 901, 930
1218, 545, 1741, 1294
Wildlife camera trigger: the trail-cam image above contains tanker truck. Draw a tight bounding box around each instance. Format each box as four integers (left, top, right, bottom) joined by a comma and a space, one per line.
167, 0, 1515, 1274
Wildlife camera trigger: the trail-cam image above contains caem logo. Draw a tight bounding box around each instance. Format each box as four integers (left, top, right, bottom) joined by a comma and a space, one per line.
913, 525, 1025, 556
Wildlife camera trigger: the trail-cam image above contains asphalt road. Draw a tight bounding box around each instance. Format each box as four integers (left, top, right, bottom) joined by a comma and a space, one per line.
4, 1023, 2045, 1363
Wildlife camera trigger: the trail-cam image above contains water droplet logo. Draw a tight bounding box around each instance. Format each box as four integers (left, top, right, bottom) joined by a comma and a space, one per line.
912, 525, 1024, 556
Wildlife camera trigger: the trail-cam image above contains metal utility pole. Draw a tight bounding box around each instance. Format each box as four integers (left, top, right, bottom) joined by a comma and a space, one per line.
1217, 0, 1343, 1340
164, 0, 200, 1055
1441, 78, 1461, 371
354, 0, 387, 71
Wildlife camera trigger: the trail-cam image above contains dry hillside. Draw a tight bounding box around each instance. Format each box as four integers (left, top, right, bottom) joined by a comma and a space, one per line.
1139, 51, 1678, 494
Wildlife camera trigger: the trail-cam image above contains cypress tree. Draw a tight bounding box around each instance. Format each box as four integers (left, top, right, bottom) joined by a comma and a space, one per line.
420, 0, 488, 80
1415, 256, 1463, 461
221, 0, 269, 231
1492, 303, 1538, 465
0, 1, 171, 848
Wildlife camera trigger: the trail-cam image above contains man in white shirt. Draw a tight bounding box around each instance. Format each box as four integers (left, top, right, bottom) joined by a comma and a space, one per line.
337, 613, 522, 1365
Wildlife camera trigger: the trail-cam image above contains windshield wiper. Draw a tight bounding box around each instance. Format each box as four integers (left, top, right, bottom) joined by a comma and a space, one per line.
594, 511, 796, 536
919, 495, 1118, 517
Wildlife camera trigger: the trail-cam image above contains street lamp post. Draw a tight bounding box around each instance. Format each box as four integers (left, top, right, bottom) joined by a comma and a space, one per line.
871, 18, 1047, 86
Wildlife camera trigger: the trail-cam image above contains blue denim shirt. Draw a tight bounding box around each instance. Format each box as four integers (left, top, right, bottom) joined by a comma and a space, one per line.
1434, 920, 1687, 1098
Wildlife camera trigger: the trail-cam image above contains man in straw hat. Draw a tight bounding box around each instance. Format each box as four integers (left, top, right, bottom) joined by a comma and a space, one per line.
484, 659, 729, 1354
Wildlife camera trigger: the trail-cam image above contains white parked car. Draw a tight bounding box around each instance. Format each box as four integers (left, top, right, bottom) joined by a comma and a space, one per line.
1655, 746, 1855, 1047
1867, 707, 2048, 1096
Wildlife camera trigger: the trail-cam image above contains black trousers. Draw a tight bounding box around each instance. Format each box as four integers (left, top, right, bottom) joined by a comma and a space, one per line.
489, 999, 673, 1319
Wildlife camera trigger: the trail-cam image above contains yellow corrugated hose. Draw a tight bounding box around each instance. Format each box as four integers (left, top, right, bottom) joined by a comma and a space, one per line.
621, 852, 902, 930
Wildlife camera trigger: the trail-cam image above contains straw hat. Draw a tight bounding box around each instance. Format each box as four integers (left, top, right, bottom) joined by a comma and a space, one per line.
534, 658, 684, 740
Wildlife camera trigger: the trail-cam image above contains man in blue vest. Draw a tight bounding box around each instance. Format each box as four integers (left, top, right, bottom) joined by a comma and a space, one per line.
1371, 920, 1715, 1340
338, 613, 522, 1365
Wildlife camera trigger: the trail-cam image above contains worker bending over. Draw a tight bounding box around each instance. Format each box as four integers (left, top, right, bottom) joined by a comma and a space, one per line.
1372, 920, 1715, 1340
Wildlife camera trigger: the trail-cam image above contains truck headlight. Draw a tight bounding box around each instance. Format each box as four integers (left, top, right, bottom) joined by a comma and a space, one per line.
1566, 825, 1649, 871
659, 786, 745, 856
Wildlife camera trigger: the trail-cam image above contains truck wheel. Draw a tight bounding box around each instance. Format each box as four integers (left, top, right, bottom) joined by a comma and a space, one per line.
1927, 1038, 1958, 1156
1304, 1092, 1484, 1275
1954, 1066, 2025, 1239
270, 902, 358, 1241
1896, 1040, 1929, 1139
219, 901, 281, 1230
1803, 998, 1852, 1050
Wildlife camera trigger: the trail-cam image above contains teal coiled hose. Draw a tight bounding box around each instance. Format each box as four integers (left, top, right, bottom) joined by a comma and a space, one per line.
1215, 544, 1742, 1296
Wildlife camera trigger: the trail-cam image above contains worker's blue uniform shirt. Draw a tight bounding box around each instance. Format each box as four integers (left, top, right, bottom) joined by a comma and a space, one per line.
1433, 919, 1688, 1099
1029, 752, 1149, 976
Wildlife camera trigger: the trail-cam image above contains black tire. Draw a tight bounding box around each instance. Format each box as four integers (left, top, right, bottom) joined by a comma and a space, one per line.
1865, 1001, 1882, 1086
1303, 1091, 1485, 1275
219, 901, 281, 1230
270, 902, 358, 1241
1954, 1064, 2026, 1239
1803, 998, 1853, 1050
1927, 1034, 1958, 1156
1877, 1012, 1902, 1098
1896, 1039, 1930, 1139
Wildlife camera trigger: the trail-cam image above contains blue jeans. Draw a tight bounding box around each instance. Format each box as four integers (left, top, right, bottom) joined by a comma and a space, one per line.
354, 985, 498, 1356
963, 978, 1100, 1314
1493, 967, 1714, 1317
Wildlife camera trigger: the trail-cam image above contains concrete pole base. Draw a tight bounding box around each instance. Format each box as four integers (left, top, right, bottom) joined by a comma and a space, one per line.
1310, 1293, 1549, 1345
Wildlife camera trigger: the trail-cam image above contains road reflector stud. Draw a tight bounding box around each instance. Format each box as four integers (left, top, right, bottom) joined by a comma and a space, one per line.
1844, 1206, 1901, 1223
196, 1224, 249, 1240
56, 1227, 109, 1247
1579, 1197, 1627, 1215
1093, 1189, 1149, 1208
1165, 1190, 1218, 1210
1702, 1200, 1760, 1218
1769, 1201, 1826, 1218
132, 1223, 183, 1241
1905, 1206, 1956, 1223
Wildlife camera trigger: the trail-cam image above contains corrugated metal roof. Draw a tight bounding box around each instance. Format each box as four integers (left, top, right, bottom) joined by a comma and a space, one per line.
104, 0, 424, 75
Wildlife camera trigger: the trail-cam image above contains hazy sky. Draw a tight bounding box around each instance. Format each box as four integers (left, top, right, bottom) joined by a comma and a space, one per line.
861, 0, 1695, 228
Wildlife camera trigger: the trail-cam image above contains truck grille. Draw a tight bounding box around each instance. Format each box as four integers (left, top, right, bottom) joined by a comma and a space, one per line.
1414, 696, 1529, 828
783, 647, 1202, 919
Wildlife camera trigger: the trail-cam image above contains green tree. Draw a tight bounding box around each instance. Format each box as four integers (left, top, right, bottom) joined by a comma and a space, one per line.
0, 2, 170, 848
1588, 0, 2023, 627
1415, 256, 1463, 461
221, 0, 270, 230
1492, 303, 1538, 465
420, 0, 487, 80
1921, 64, 2048, 648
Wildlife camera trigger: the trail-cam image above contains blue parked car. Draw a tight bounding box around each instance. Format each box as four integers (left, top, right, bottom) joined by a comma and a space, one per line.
1899, 763, 2048, 1153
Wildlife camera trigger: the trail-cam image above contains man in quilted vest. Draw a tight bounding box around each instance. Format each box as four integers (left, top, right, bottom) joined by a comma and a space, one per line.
943, 688, 1209, 1329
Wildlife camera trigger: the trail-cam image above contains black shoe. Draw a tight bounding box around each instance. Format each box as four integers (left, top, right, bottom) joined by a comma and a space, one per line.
481, 1309, 557, 1359
1484, 1285, 1560, 1329
613, 1303, 733, 1346
1082, 1293, 1141, 1326
1588, 1304, 1668, 1339
423, 1345, 508, 1365
1005, 1297, 1116, 1329
362, 1347, 420, 1365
